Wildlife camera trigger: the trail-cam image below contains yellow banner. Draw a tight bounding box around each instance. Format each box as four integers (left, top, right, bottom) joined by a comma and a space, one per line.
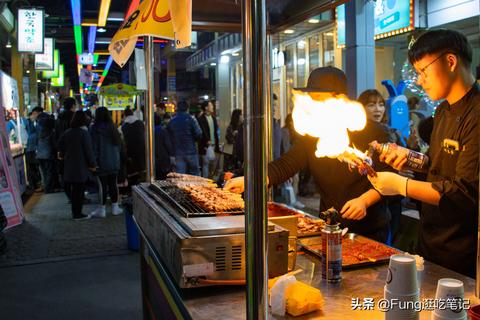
109, 0, 175, 67
167, 0, 192, 48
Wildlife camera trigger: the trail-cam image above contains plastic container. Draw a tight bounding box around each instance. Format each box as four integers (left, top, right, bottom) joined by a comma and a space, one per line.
123, 197, 139, 251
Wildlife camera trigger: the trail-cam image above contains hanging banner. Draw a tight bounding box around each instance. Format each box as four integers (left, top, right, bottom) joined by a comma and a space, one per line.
80, 68, 94, 86
42, 49, 60, 79
51, 64, 64, 87
18, 8, 45, 53
108, 0, 175, 67
35, 37, 54, 70
167, 0, 192, 48
134, 48, 147, 90
0, 71, 19, 110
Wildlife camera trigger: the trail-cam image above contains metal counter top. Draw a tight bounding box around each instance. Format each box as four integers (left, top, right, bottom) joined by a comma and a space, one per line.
182, 252, 479, 319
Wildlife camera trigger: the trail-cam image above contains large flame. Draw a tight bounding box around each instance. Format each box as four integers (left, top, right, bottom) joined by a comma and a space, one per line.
292, 90, 367, 158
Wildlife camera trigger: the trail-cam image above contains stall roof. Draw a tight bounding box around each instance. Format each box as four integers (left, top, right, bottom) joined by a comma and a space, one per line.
192, 0, 347, 33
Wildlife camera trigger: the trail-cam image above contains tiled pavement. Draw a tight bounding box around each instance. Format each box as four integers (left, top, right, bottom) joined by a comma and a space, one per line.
0, 192, 129, 266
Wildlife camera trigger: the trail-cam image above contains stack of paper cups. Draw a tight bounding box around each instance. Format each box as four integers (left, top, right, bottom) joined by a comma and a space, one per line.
431, 278, 467, 320
384, 254, 420, 320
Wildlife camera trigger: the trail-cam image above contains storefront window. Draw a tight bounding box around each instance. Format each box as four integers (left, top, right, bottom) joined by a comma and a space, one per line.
296, 39, 307, 87
323, 32, 335, 67
285, 44, 295, 111
309, 35, 320, 72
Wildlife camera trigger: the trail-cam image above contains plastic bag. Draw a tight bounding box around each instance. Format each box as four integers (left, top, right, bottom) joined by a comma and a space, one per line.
270, 275, 297, 316
206, 145, 216, 161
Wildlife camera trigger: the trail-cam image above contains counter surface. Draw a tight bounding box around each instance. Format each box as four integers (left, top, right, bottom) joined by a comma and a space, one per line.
182, 251, 479, 319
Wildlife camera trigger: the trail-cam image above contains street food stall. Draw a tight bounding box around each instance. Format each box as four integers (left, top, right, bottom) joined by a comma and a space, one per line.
98, 83, 142, 125
106, 0, 480, 319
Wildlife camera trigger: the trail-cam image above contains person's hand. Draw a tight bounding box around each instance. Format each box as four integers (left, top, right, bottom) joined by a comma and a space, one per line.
368, 172, 408, 196
341, 197, 367, 220
379, 146, 408, 171
224, 176, 245, 193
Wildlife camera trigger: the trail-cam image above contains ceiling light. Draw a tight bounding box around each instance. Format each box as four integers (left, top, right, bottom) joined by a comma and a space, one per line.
203, 95, 209, 100
210, 62, 217, 66
284, 29, 294, 34
98, 0, 112, 27
297, 58, 306, 65
220, 55, 230, 64
95, 40, 111, 44
97, 27, 106, 33
5, 38, 11, 48
26, 70, 30, 74
106, 17, 124, 22
232, 52, 239, 57
325, 32, 334, 36
298, 40, 306, 49
308, 18, 320, 24
37, 80, 41, 83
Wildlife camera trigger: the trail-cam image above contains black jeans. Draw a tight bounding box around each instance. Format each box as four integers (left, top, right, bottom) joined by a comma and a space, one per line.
99, 174, 118, 205
64, 182, 86, 218
25, 151, 41, 189
38, 159, 55, 193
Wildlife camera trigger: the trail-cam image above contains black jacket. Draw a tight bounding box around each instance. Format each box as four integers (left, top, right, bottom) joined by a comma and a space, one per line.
197, 113, 220, 155
55, 110, 74, 145
58, 127, 97, 183
154, 125, 173, 178
268, 120, 392, 238
418, 83, 480, 278
121, 119, 146, 175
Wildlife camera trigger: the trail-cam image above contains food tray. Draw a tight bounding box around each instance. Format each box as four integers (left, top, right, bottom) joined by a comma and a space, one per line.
298, 233, 402, 269
267, 202, 325, 237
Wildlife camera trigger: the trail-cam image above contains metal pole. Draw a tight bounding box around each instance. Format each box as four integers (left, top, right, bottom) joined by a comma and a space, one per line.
242, 0, 269, 318
144, 36, 155, 183
265, 36, 273, 201
477, 112, 480, 297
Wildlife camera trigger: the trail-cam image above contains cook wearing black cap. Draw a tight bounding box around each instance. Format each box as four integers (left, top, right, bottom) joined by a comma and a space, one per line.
225, 66, 393, 242
368, 29, 479, 277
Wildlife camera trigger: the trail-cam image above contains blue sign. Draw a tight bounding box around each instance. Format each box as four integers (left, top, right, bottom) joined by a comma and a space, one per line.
374, 0, 412, 37
336, 4, 346, 47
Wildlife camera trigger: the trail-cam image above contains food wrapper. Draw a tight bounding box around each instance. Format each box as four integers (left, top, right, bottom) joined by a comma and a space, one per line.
269, 275, 324, 317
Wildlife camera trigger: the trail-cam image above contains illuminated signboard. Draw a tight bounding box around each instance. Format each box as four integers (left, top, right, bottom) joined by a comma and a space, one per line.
374, 0, 414, 39
336, 4, 346, 47
35, 38, 54, 70
336, 0, 414, 43
51, 65, 64, 87
42, 49, 60, 79
18, 8, 44, 53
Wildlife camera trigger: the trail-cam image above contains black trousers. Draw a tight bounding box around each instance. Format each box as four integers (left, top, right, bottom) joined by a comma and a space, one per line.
99, 174, 118, 205
25, 151, 41, 189
64, 182, 85, 218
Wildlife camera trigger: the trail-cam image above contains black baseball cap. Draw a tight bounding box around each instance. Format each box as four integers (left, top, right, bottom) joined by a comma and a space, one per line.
295, 66, 348, 95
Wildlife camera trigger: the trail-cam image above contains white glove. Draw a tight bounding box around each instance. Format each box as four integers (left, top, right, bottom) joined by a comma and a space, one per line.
368, 172, 408, 196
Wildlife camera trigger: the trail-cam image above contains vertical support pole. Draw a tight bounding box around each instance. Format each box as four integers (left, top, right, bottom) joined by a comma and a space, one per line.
144, 36, 155, 183
266, 36, 273, 201
345, 0, 375, 98
242, 0, 268, 318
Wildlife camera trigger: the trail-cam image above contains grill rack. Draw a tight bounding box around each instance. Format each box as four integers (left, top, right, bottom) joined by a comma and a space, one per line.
150, 181, 245, 217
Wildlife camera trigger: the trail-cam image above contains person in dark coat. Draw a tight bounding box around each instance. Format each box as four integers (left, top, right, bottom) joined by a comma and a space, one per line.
154, 115, 173, 180
58, 111, 96, 220
90, 107, 123, 218
25, 107, 42, 191
120, 108, 145, 186
224, 109, 243, 172
56, 97, 76, 197
36, 112, 57, 193
197, 100, 220, 178
167, 101, 203, 176
225, 67, 392, 243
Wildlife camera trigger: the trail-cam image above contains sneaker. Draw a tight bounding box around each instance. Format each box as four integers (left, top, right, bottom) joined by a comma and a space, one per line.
112, 203, 123, 216
90, 205, 106, 218
73, 214, 91, 221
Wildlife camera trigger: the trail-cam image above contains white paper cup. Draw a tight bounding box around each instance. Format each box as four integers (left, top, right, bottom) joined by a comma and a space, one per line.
384, 286, 420, 320
385, 254, 418, 296
431, 278, 467, 320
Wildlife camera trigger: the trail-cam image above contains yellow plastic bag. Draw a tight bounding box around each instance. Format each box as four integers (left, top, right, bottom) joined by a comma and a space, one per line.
285, 281, 324, 317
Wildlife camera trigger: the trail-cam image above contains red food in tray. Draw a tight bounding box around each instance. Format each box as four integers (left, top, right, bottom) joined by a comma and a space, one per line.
299, 234, 401, 268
